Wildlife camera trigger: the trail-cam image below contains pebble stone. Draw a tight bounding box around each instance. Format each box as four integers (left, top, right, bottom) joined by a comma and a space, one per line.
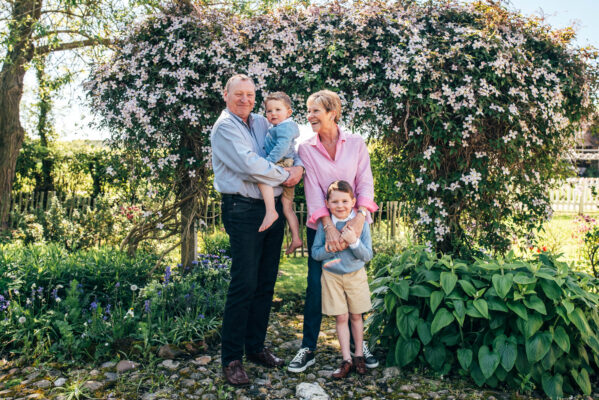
0, 312, 593, 400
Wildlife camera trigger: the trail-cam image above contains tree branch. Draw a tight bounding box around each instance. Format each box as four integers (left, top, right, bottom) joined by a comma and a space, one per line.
32, 29, 94, 40
35, 38, 114, 55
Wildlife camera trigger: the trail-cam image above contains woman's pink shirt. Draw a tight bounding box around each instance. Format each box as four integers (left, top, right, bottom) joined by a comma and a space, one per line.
298, 126, 378, 230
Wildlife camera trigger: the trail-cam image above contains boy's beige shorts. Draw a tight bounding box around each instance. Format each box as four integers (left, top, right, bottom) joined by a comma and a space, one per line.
321, 267, 371, 316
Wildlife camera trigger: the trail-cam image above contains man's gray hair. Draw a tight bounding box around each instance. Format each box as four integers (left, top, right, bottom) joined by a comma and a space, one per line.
225, 74, 255, 92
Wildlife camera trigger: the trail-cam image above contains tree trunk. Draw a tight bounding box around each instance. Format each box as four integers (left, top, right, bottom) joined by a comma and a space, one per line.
180, 192, 198, 269
0, 0, 42, 231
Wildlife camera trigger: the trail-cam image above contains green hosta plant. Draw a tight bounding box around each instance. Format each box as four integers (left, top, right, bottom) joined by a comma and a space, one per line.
368, 247, 599, 399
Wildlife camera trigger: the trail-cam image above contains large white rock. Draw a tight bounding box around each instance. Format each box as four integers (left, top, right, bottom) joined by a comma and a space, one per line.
296, 382, 329, 400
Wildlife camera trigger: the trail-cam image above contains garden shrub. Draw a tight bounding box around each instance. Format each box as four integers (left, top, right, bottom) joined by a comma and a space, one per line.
0, 244, 230, 362
87, 0, 597, 257
368, 247, 599, 399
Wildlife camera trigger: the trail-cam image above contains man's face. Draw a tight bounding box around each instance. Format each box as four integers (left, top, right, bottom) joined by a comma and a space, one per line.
223, 79, 256, 121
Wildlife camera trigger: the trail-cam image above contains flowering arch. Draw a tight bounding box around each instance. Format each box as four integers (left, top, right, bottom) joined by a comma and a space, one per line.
87, 1, 596, 257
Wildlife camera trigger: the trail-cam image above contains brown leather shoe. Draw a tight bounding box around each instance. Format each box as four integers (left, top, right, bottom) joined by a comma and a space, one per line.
353, 356, 367, 375
246, 347, 284, 368
222, 360, 250, 386
332, 359, 353, 379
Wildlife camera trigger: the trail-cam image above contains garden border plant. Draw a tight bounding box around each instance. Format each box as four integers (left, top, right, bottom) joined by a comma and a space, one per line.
368, 248, 599, 399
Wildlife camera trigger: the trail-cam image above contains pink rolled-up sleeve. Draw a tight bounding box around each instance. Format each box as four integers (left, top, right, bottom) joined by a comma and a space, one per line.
299, 144, 330, 225
354, 139, 378, 212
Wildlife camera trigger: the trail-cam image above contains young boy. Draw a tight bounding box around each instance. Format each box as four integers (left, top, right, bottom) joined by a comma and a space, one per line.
311, 180, 373, 379
258, 92, 303, 255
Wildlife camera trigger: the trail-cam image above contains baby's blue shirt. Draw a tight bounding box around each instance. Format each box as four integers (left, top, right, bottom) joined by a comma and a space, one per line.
264, 118, 300, 163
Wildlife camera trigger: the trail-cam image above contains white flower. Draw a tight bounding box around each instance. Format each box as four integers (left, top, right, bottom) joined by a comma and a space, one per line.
130, 284, 138, 291
423, 146, 436, 160
18, 316, 26, 324
156, 223, 164, 229
106, 166, 116, 176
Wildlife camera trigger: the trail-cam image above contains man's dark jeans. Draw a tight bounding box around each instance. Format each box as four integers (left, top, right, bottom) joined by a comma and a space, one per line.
220, 194, 285, 365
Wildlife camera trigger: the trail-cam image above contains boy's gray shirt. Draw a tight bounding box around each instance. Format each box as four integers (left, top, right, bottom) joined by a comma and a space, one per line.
311, 219, 373, 275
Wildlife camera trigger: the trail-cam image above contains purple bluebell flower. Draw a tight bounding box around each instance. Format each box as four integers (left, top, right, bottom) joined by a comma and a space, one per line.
105, 304, 112, 315
144, 300, 151, 313
37, 286, 44, 294
90, 301, 98, 311
198, 314, 205, 319
164, 266, 171, 284
115, 282, 120, 288
191, 260, 198, 265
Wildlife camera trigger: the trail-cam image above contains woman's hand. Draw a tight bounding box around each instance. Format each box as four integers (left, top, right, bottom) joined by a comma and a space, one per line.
340, 226, 357, 246
344, 209, 365, 238
325, 226, 348, 252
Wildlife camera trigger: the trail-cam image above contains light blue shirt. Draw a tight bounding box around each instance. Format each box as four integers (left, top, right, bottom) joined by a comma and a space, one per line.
210, 109, 302, 199
264, 118, 300, 163
311, 212, 373, 275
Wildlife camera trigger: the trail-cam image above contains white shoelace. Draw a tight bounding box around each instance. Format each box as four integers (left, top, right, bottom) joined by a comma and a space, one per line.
291, 347, 310, 363
363, 343, 374, 358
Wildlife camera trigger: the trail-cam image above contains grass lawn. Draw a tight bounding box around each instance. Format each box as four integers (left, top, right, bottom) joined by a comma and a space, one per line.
274, 256, 308, 299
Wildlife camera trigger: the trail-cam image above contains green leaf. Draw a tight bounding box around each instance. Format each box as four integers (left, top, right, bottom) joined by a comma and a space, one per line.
465, 300, 483, 318
391, 280, 410, 301
540, 279, 562, 300
525, 313, 544, 339
430, 290, 444, 314
523, 295, 547, 315
526, 331, 553, 363
563, 300, 574, 314
492, 274, 513, 299
410, 284, 433, 297
473, 299, 489, 319
431, 308, 455, 335
541, 344, 561, 370
424, 344, 446, 370
457, 348, 473, 370
487, 297, 509, 312
478, 345, 500, 379
568, 308, 591, 336
440, 271, 458, 295
541, 372, 563, 400
553, 326, 570, 353
384, 292, 397, 313
459, 280, 476, 297
507, 302, 528, 320
496, 336, 517, 372
416, 319, 432, 346
395, 338, 420, 367
396, 307, 418, 339
571, 368, 592, 395
470, 361, 486, 387
513, 273, 536, 285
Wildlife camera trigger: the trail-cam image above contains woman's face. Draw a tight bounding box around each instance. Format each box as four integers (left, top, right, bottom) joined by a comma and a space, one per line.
307, 101, 336, 133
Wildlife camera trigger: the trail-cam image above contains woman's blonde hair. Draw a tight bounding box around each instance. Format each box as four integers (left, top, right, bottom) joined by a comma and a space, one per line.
307, 90, 342, 123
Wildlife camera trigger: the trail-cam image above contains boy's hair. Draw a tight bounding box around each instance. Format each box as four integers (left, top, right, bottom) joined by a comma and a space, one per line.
264, 91, 292, 110
326, 180, 355, 200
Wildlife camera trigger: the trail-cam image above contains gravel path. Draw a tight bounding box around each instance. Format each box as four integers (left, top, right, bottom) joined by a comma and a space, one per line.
0, 312, 596, 400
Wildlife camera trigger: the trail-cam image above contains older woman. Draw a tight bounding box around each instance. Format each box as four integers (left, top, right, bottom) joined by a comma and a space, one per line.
288, 90, 379, 373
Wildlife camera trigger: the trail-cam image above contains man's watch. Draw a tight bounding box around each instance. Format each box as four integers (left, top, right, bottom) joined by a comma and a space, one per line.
358, 209, 367, 218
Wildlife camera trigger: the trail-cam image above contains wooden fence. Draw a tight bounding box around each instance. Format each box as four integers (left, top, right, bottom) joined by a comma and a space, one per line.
8, 178, 599, 254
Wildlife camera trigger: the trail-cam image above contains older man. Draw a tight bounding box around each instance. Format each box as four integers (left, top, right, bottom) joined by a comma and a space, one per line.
211, 74, 304, 386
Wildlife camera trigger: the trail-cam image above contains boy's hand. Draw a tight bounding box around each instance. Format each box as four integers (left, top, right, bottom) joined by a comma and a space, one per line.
340, 226, 357, 245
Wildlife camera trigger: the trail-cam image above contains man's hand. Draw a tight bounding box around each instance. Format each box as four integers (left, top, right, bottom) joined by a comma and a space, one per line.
283, 166, 303, 187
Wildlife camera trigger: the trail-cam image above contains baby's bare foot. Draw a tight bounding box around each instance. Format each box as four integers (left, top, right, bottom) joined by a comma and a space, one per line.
285, 238, 303, 255
259, 210, 279, 232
